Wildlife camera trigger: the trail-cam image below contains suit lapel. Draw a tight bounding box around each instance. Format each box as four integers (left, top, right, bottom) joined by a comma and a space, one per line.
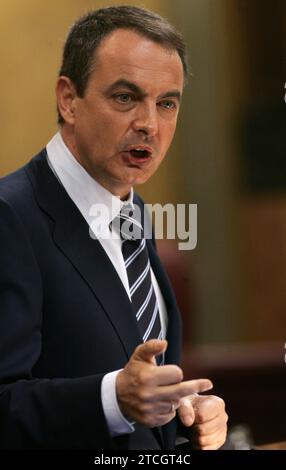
26, 151, 142, 360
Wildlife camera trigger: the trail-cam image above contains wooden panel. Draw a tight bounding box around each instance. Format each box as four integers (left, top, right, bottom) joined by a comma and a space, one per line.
240, 197, 286, 341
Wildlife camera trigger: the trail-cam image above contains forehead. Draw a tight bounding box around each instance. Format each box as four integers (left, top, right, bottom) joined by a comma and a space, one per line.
90, 29, 184, 92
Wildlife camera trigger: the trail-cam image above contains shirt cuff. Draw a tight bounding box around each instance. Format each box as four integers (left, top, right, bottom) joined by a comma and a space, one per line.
101, 369, 135, 437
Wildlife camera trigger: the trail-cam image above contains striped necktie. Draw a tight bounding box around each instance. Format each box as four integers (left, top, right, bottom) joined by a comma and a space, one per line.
114, 205, 163, 363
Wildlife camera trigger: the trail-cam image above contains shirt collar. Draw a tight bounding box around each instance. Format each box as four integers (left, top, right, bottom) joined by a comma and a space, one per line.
46, 131, 134, 235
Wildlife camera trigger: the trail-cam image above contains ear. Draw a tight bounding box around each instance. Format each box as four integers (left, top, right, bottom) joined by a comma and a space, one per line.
56, 76, 77, 125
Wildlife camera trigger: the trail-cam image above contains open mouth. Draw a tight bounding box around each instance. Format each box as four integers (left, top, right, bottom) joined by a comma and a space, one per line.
121, 146, 153, 165
129, 149, 150, 159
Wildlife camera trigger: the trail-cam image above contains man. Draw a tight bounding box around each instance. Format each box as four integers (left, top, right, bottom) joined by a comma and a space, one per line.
0, 6, 227, 449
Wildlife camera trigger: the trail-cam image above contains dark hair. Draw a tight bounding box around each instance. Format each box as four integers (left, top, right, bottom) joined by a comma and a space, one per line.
58, 5, 189, 124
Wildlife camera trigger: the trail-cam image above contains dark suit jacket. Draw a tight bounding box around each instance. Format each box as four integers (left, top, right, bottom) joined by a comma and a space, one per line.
0, 150, 182, 449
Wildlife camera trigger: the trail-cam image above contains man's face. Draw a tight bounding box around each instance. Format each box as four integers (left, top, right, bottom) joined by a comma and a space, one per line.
61, 29, 184, 198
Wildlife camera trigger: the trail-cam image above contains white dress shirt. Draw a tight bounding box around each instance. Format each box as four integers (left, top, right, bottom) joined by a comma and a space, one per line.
46, 132, 167, 436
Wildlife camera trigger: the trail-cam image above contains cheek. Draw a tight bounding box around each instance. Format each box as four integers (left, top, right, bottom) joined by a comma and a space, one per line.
158, 125, 176, 158
78, 105, 115, 135
95, 115, 130, 148
162, 122, 177, 145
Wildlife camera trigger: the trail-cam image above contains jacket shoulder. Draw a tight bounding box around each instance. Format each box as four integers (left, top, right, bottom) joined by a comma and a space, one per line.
0, 150, 46, 209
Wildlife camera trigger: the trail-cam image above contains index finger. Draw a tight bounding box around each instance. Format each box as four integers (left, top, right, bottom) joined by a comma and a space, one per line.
176, 379, 213, 399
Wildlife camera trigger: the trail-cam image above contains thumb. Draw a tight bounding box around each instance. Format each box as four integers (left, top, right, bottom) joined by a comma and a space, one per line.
133, 339, 167, 364
178, 397, 195, 427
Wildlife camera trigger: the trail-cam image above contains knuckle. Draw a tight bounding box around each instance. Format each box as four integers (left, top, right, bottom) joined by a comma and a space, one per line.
204, 395, 225, 412
137, 369, 150, 385
214, 439, 224, 450
203, 442, 221, 450
139, 406, 154, 427
213, 395, 226, 409
195, 408, 205, 423
198, 434, 208, 447
170, 365, 183, 382
199, 435, 223, 450
137, 369, 145, 384
137, 388, 152, 403
196, 424, 206, 437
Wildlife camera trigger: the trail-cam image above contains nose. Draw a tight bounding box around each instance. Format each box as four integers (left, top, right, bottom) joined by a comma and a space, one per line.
132, 102, 159, 137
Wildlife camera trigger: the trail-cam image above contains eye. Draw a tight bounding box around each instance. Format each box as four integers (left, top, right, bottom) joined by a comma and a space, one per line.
114, 93, 132, 104
159, 100, 177, 111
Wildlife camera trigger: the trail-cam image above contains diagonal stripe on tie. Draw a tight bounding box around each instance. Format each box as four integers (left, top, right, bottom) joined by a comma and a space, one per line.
113, 205, 163, 364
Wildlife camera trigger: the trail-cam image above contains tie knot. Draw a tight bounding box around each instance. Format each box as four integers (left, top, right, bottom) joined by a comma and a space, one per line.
111, 204, 143, 241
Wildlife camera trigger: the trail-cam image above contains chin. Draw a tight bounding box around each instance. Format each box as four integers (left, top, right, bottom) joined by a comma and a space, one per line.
123, 171, 151, 185
129, 176, 151, 187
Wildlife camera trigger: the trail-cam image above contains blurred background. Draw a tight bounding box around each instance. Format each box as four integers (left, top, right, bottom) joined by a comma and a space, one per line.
0, 0, 285, 447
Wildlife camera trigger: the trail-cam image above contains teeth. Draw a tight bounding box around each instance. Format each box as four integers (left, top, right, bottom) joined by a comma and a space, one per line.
135, 148, 145, 151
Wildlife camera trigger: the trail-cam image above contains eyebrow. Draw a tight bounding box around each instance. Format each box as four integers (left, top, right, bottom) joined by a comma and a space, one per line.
105, 79, 181, 102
